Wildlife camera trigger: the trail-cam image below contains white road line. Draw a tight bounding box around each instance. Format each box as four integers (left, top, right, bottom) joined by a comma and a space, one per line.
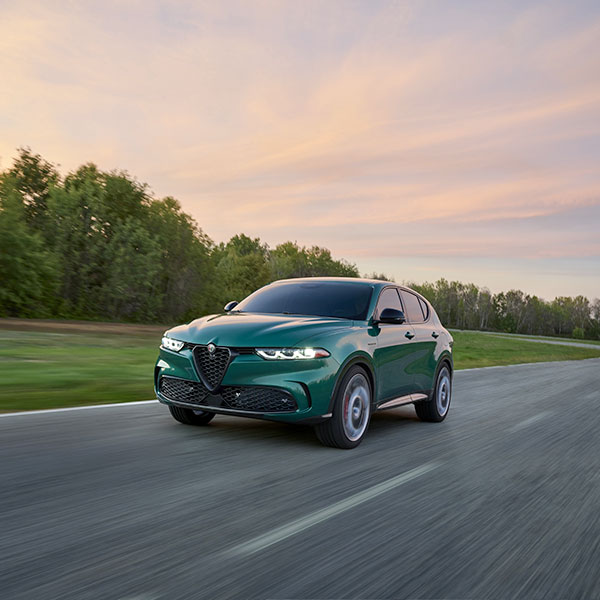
508, 411, 552, 433
225, 462, 439, 557
0, 400, 158, 418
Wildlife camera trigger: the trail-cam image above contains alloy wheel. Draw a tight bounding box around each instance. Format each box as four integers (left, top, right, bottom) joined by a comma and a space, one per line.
342, 373, 370, 441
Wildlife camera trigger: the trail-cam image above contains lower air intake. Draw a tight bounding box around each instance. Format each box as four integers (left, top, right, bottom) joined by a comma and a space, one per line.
159, 376, 297, 413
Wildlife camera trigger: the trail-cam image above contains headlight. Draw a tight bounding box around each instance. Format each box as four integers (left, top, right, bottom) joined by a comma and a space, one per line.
161, 336, 184, 352
256, 348, 330, 360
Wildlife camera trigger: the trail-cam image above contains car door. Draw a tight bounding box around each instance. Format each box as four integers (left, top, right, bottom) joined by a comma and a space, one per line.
399, 290, 438, 394
371, 287, 418, 402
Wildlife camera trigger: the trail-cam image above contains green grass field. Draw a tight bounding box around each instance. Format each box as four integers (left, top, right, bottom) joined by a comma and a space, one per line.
450, 330, 600, 368
449, 329, 600, 346
1, 321, 599, 412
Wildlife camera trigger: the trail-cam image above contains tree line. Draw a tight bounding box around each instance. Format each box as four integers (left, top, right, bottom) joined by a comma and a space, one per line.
0, 148, 357, 323
1, 148, 598, 339
406, 280, 600, 340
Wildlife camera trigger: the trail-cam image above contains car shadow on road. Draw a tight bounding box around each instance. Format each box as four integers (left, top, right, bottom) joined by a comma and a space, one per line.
164, 405, 425, 449
170, 416, 324, 448
368, 406, 423, 433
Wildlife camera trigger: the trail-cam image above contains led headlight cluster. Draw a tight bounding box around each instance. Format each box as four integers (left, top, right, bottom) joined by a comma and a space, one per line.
256, 348, 330, 360
161, 336, 184, 352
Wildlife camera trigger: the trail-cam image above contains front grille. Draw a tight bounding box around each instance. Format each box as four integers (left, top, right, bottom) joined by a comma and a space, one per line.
159, 376, 297, 413
192, 345, 231, 391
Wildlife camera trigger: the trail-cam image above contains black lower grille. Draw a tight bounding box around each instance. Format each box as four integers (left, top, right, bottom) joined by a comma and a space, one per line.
159, 376, 208, 405
159, 376, 297, 413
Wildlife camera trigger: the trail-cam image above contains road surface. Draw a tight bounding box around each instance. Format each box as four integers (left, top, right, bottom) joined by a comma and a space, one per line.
1, 359, 599, 599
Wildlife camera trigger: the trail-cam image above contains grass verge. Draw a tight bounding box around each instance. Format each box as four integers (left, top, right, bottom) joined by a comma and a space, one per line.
0, 327, 159, 412
451, 330, 600, 369
1, 321, 599, 411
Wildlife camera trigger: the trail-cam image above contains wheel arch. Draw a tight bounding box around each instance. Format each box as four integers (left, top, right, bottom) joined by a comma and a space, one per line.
438, 352, 453, 376
426, 352, 453, 401
327, 352, 376, 413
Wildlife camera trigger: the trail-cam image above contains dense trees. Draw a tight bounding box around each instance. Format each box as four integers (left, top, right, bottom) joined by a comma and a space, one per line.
407, 279, 600, 340
0, 148, 358, 323
0, 174, 58, 316
1, 148, 598, 338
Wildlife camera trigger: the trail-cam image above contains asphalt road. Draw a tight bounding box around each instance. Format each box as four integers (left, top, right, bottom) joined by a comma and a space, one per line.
1, 359, 599, 600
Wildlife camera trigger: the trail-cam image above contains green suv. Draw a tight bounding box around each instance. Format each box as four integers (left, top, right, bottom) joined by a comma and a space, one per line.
155, 277, 453, 448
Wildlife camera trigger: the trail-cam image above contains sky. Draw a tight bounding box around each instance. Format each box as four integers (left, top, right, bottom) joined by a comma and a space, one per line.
1, 0, 599, 300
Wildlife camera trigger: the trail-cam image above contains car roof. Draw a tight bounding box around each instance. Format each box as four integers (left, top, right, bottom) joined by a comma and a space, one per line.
271, 276, 384, 286
269, 277, 427, 300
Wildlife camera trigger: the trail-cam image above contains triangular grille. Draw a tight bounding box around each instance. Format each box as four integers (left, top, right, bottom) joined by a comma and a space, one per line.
192, 345, 231, 391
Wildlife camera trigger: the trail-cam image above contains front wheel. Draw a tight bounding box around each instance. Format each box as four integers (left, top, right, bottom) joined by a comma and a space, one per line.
168, 405, 215, 426
314, 366, 372, 449
414, 365, 452, 422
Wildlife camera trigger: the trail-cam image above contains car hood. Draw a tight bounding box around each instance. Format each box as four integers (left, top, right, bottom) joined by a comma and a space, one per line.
166, 312, 350, 348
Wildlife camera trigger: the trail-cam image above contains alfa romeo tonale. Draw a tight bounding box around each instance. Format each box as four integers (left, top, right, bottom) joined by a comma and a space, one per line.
155, 277, 453, 448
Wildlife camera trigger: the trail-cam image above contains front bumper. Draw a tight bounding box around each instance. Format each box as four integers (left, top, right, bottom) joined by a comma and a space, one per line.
154, 346, 340, 423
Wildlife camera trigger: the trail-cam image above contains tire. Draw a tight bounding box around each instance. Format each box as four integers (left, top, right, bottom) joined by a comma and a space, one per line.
314, 366, 372, 449
168, 404, 215, 426
414, 364, 452, 422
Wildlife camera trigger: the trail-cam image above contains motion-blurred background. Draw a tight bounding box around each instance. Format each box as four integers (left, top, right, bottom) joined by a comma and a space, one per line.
2, 3, 600, 599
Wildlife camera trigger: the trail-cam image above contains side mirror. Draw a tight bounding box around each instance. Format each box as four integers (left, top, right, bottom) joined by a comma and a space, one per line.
223, 301, 239, 312
376, 308, 406, 324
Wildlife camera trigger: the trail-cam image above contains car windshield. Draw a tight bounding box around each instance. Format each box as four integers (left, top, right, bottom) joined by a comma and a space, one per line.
234, 281, 374, 320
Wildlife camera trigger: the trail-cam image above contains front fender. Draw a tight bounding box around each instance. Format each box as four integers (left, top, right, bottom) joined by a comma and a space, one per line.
326, 351, 377, 414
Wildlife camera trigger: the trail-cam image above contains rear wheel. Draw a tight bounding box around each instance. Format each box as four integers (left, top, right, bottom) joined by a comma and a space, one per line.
414, 365, 451, 422
168, 405, 215, 426
314, 366, 372, 449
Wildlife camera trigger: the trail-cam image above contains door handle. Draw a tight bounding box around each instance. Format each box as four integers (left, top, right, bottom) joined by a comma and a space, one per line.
431, 332, 439, 338
405, 331, 415, 340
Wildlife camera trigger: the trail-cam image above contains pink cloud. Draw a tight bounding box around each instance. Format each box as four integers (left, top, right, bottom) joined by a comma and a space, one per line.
1, 0, 599, 296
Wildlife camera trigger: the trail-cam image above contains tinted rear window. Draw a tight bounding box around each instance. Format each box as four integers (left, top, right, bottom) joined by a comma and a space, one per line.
235, 282, 373, 320
418, 297, 430, 321
400, 290, 425, 323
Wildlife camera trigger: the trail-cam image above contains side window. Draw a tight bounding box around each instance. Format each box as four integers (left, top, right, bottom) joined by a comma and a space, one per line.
400, 291, 424, 323
418, 297, 430, 321
376, 288, 403, 317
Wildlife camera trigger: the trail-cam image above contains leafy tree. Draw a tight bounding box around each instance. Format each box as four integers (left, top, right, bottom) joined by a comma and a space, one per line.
6, 147, 59, 235
477, 289, 493, 330
551, 297, 573, 336
0, 176, 58, 316
101, 219, 163, 321
589, 299, 600, 339
270, 241, 358, 279
214, 234, 271, 305
363, 272, 394, 281
146, 196, 215, 320
572, 327, 585, 339
46, 168, 107, 316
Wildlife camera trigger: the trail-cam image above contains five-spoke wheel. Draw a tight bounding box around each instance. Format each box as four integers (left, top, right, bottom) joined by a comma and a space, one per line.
315, 365, 372, 449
